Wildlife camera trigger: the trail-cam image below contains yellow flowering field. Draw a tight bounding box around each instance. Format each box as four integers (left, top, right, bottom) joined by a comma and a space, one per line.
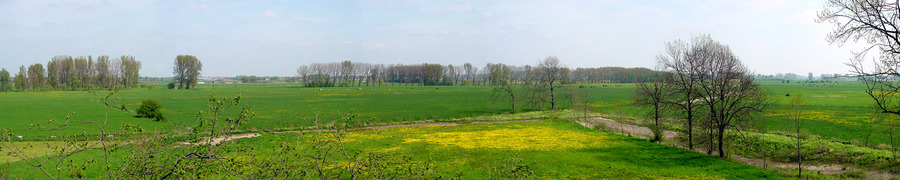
330, 119, 782, 179
402, 126, 611, 151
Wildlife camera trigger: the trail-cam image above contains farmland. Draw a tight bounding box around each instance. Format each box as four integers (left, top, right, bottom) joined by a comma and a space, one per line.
0, 83, 637, 137
0, 80, 893, 178
2, 118, 785, 179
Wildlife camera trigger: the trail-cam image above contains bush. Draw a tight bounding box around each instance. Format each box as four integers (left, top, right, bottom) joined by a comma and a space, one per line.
137, 99, 166, 121
305, 82, 335, 87
167, 82, 176, 89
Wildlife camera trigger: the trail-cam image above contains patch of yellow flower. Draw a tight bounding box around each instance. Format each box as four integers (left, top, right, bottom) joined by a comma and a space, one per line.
343, 131, 390, 142
402, 126, 611, 151
654, 174, 725, 180
765, 109, 863, 125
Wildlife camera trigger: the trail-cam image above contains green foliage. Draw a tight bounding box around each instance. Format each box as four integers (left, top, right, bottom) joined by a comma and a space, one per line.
167, 82, 175, 89
728, 131, 894, 168
487, 154, 534, 179
136, 99, 165, 121
67, 159, 89, 179
304, 81, 335, 87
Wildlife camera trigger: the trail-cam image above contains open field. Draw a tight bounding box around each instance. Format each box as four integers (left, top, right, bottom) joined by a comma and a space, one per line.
1, 119, 785, 179
1, 80, 896, 178
0, 83, 636, 137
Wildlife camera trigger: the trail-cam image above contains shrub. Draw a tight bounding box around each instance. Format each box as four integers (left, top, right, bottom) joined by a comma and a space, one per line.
167, 82, 176, 89
305, 82, 335, 87
137, 99, 166, 121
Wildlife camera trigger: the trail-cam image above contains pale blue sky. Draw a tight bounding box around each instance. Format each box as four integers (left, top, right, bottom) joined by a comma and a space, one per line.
0, 0, 862, 77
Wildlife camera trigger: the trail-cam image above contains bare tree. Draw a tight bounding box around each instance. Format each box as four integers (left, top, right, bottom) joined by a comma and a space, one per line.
821, 0, 900, 121
788, 93, 805, 178
659, 37, 703, 150
691, 35, 768, 158
489, 63, 518, 112
538, 56, 565, 110
296, 65, 310, 85
354, 62, 371, 86
464, 63, 475, 86
633, 70, 671, 142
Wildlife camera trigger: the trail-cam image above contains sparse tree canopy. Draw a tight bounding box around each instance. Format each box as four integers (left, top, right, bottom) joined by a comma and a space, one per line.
633, 70, 671, 142
820, 0, 900, 117
660, 35, 768, 158
538, 56, 565, 110
659, 36, 703, 150
173, 55, 202, 90
489, 63, 518, 112
692, 35, 768, 158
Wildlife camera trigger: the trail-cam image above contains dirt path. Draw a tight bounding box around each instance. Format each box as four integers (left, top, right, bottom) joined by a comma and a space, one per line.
729, 155, 848, 174
575, 117, 892, 177
578, 117, 679, 140
181, 133, 262, 146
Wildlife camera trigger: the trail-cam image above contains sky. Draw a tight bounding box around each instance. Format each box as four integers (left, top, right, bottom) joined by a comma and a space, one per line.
0, 0, 868, 77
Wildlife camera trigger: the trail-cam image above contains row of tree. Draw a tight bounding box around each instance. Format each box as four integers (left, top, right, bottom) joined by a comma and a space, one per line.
487, 57, 578, 112
296, 61, 657, 87
0, 55, 141, 92
296, 61, 480, 87
571, 67, 654, 83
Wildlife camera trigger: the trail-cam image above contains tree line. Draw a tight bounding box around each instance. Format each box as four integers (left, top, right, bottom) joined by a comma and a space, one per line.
0, 55, 141, 92
295, 61, 657, 87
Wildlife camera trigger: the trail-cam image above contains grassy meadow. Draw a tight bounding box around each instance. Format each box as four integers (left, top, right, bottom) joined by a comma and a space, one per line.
1, 79, 894, 178
0, 83, 637, 137
2, 119, 785, 179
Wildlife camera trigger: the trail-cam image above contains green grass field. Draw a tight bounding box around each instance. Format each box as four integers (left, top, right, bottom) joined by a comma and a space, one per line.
1, 80, 894, 178
1, 119, 785, 179
759, 81, 892, 145
0, 83, 637, 137
0, 81, 887, 150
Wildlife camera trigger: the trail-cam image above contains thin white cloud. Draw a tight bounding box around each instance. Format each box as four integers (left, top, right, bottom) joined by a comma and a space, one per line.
191, 4, 210, 10
658, 12, 671, 19
263, 10, 283, 18
294, 40, 312, 47
449, 4, 472, 13
367, 43, 388, 49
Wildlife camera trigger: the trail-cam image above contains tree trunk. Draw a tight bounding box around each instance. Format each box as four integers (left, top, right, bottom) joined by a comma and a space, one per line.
654, 104, 660, 142
718, 126, 725, 158
550, 85, 556, 110
798, 130, 802, 178
511, 91, 516, 112
687, 110, 694, 150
